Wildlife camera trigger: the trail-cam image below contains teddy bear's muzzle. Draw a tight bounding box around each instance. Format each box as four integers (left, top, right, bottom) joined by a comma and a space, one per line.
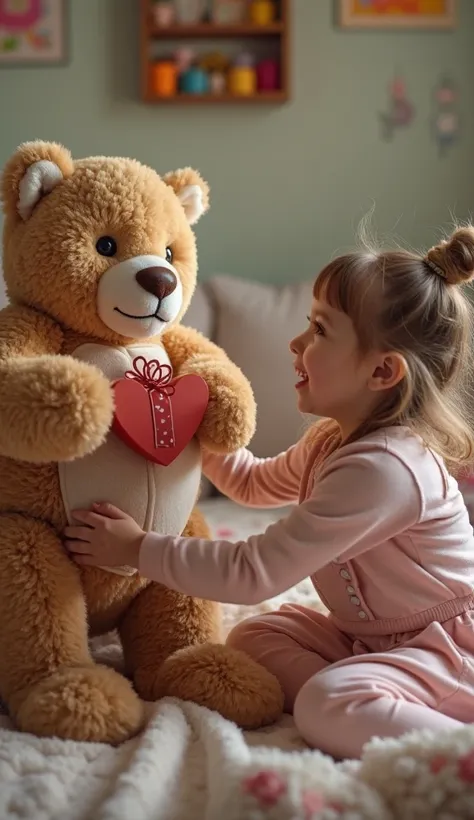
97, 254, 183, 339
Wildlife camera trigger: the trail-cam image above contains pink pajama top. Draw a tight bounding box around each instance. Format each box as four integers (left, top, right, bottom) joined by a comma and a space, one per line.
139, 422, 474, 637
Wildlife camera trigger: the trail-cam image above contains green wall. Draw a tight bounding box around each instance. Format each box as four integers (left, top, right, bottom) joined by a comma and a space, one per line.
1, 0, 473, 283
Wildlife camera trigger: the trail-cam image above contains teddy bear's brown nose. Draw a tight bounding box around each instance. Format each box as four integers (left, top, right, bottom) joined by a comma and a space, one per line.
135, 267, 177, 300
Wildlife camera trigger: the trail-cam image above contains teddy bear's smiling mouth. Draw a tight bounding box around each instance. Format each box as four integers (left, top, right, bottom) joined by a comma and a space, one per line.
114, 307, 168, 323
97, 256, 183, 338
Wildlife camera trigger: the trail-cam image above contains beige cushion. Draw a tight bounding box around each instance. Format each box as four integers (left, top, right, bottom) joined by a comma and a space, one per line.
0, 268, 7, 310
184, 284, 213, 339
181, 284, 215, 497
206, 275, 313, 457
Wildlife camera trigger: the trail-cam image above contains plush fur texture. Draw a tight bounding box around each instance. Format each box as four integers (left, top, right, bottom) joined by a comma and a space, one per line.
0, 141, 283, 745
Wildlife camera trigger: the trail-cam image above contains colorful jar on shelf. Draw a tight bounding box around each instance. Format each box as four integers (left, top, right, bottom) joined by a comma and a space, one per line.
249, 0, 276, 26
152, 1, 175, 27
199, 50, 229, 74
228, 64, 256, 96
256, 59, 279, 91
212, 0, 246, 24
150, 60, 178, 97
175, 47, 195, 75
210, 71, 227, 94
175, 0, 206, 24
180, 66, 209, 94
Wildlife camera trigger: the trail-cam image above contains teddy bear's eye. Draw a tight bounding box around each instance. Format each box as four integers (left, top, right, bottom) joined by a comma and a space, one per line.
166, 247, 173, 264
96, 236, 117, 257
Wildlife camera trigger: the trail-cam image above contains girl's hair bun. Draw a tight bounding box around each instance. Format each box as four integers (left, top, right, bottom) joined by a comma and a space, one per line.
425, 227, 474, 286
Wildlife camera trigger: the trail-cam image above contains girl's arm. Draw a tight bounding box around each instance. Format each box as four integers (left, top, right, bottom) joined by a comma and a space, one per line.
140, 447, 421, 605
201, 444, 305, 508
201, 419, 336, 508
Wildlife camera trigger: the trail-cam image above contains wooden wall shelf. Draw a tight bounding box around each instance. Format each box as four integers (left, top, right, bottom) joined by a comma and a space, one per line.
140, 0, 290, 105
143, 90, 287, 104
149, 22, 284, 37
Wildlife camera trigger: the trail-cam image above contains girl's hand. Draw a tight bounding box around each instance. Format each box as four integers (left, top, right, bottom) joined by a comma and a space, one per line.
64, 502, 145, 569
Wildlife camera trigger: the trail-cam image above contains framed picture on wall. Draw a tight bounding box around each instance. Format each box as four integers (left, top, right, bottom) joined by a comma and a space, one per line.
0, 0, 68, 66
338, 1, 456, 30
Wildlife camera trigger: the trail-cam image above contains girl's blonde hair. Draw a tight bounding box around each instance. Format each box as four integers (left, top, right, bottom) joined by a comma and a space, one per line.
313, 225, 474, 472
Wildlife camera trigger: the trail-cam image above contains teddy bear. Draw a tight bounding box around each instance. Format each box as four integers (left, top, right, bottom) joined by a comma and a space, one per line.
0, 141, 284, 745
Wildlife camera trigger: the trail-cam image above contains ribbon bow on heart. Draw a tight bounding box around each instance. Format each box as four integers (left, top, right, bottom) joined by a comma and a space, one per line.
125, 357, 176, 449
112, 355, 209, 466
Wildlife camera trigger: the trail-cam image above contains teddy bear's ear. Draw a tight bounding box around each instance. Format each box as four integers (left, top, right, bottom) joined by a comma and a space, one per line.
163, 167, 210, 226
1, 140, 74, 222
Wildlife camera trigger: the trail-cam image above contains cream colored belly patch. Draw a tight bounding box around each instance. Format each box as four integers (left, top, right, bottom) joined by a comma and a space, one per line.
58, 343, 202, 576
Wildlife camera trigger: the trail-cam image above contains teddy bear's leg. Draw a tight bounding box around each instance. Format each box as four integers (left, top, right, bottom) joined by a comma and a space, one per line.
119, 507, 221, 701
0, 513, 144, 744
119, 508, 284, 729
119, 582, 222, 700
155, 644, 284, 730
121, 591, 284, 728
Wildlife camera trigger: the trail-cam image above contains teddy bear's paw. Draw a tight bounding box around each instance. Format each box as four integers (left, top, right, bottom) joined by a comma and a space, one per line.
15, 664, 145, 744
183, 360, 256, 453
198, 398, 256, 453
150, 643, 284, 729
132, 666, 168, 703
0, 356, 114, 463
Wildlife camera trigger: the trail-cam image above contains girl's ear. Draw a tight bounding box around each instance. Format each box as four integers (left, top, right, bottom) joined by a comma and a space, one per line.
368, 352, 407, 392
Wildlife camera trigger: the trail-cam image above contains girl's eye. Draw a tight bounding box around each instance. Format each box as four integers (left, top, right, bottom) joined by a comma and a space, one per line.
307, 316, 325, 336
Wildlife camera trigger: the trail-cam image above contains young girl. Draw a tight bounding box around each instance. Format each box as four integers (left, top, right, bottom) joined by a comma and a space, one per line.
65, 226, 474, 760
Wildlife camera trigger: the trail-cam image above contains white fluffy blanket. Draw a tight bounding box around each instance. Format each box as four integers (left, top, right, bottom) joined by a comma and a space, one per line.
1, 500, 474, 819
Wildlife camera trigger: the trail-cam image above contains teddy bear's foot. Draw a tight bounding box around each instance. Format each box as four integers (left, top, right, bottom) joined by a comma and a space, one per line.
15, 664, 145, 744
138, 643, 284, 730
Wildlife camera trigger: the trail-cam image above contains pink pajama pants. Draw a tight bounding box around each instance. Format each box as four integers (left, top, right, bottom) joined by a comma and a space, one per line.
227, 604, 474, 759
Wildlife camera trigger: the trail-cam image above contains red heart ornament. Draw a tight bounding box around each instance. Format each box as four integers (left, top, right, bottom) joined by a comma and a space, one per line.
112, 357, 209, 466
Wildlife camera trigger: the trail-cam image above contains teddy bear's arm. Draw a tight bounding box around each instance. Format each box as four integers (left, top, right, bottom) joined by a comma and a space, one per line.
162, 324, 227, 368
163, 324, 256, 453
0, 304, 63, 357
0, 305, 114, 463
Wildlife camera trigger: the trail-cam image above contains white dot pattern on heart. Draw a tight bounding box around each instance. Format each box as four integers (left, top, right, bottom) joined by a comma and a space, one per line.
150, 387, 176, 450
